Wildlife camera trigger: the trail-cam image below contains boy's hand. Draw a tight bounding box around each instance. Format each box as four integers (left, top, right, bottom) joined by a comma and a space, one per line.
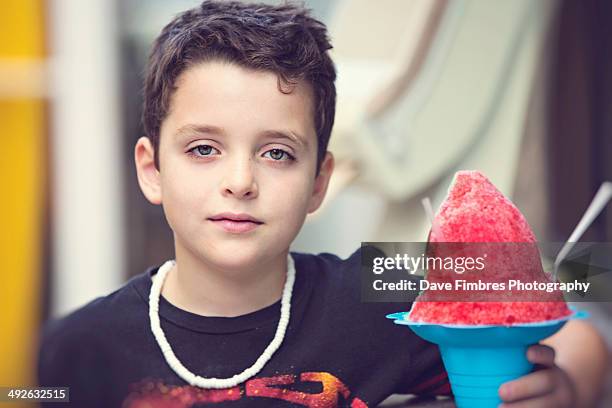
497, 344, 577, 407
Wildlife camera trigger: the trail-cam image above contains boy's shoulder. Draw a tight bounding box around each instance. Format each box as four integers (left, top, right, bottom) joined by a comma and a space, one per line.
292, 244, 385, 284
37, 269, 156, 396
292, 244, 379, 272
291, 247, 359, 287
40, 269, 152, 348
291, 245, 391, 307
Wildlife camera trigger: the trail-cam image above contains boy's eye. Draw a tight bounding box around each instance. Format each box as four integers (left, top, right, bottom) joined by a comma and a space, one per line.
263, 148, 295, 161
189, 145, 219, 157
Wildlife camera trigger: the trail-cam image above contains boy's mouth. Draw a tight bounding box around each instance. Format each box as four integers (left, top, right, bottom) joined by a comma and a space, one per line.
208, 213, 263, 233
208, 213, 263, 223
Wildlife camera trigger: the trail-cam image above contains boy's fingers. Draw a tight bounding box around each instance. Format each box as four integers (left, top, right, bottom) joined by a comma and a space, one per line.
498, 393, 562, 408
527, 344, 555, 366
498, 369, 556, 402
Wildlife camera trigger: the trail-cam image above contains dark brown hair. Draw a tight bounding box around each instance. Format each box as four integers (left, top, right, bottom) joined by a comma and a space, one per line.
142, 0, 337, 175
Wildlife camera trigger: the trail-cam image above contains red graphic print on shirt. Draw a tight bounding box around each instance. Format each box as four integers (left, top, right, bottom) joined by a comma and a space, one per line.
122, 372, 368, 407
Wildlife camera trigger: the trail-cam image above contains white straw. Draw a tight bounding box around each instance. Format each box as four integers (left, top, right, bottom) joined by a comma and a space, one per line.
421, 196, 435, 226
553, 182, 612, 280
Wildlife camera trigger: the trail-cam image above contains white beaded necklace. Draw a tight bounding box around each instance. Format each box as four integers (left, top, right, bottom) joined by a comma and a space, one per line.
149, 254, 295, 389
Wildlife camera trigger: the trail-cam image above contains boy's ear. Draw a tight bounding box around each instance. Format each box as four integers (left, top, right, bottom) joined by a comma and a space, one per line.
134, 136, 162, 205
307, 151, 335, 214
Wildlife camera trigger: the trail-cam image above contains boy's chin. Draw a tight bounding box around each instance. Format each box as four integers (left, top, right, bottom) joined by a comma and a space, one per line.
201, 247, 280, 272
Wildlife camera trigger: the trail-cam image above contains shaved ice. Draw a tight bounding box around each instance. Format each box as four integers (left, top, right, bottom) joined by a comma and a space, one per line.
408, 170, 571, 325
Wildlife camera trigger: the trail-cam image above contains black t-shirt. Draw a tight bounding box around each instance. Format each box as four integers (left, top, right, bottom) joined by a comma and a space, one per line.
38, 247, 450, 407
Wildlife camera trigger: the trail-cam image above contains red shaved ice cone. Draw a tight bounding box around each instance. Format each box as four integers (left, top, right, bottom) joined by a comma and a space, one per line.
409, 170, 571, 325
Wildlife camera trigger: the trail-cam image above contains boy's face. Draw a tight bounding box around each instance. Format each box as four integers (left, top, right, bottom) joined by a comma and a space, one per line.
135, 61, 334, 271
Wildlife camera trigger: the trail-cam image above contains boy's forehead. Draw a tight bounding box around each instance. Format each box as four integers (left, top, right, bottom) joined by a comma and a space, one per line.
163, 61, 316, 144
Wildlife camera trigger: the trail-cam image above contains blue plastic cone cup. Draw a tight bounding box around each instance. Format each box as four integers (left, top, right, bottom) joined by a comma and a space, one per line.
387, 311, 586, 408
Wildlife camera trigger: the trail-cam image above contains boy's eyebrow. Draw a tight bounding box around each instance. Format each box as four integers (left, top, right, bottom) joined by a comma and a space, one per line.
260, 129, 308, 148
174, 123, 308, 148
174, 124, 225, 140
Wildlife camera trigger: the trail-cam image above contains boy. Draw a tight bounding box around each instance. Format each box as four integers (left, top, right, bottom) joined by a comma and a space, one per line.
38, 1, 608, 407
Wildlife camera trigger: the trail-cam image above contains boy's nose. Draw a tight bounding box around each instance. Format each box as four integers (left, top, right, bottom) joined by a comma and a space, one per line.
221, 157, 258, 199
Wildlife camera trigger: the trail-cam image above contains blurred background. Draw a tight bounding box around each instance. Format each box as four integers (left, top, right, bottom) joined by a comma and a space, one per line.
1, 0, 611, 406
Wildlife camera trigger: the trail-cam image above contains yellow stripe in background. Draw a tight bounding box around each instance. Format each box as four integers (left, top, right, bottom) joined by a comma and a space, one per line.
0, 1, 46, 407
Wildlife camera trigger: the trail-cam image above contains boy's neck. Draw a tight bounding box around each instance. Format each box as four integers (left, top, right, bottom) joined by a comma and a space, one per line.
160, 246, 289, 318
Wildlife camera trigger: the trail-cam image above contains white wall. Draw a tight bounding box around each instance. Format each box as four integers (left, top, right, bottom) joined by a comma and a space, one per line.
49, 0, 125, 317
